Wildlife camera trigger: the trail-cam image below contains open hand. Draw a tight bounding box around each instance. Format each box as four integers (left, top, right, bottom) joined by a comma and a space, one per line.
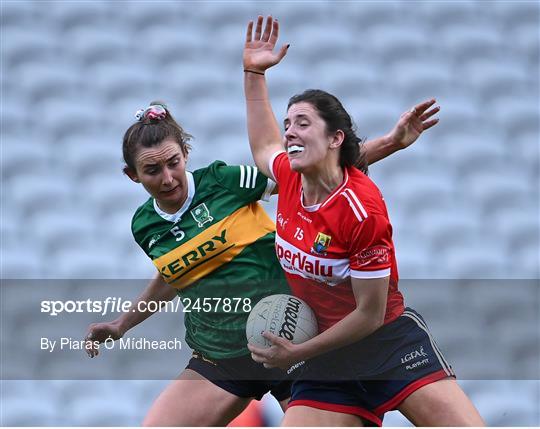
388, 98, 440, 149
244, 16, 289, 73
84, 321, 124, 358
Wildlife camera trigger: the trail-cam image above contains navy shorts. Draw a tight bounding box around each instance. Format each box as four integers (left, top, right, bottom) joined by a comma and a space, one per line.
288, 308, 455, 426
186, 350, 292, 401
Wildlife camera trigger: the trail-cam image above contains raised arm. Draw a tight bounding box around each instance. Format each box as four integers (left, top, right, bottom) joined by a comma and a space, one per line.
243, 16, 289, 178
243, 16, 440, 177
364, 98, 440, 165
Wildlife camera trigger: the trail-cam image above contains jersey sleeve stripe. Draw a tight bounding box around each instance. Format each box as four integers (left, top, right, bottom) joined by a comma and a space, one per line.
345, 188, 368, 218
245, 165, 252, 188
239, 165, 245, 188
341, 191, 365, 222
261, 179, 276, 201
350, 268, 390, 279
268, 151, 285, 182
251, 166, 258, 188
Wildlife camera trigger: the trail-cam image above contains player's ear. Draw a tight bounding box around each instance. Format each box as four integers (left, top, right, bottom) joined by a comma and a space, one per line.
329, 129, 344, 149
124, 166, 140, 183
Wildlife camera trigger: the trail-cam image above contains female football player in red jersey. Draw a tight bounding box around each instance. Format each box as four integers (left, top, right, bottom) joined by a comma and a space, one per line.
244, 16, 484, 427
83, 94, 435, 425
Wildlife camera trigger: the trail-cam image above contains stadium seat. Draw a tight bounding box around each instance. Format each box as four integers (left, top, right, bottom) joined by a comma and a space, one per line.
1, 27, 59, 69
364, 24, 431, 65
64, 27, 134, 67
64, 389, 141, 425
461, 169, 533, 215
37, 98, 105, 142
47, 1, 109, 31
392, 230, 432, 279
511, 22, 540, 62
286, 25, 354, 64
162, 61, 231, 102
418, 0, 480, 29
433, 130, 507, 167
122, 0, 182, 31
26, 211, 97, 254
389, 59, 455, 103
460, 59, 530, 102
436, 238, 508, 279
11, 61, 81, 105
489, 94, 539, 136
62, 137, 124, 180
440, 24, 503, 64
6, 174, 73, 217
0, 397, 58, 426
80, 175, 149, 218
0, 137, 52, 181
493, 0, 540, 28
341, 1, 403, 30
86, 62, 155, 103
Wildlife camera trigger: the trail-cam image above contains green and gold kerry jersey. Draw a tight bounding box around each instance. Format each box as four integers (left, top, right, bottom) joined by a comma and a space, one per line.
131, 161, 290, 359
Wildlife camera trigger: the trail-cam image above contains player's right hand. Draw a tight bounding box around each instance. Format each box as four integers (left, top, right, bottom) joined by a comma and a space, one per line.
244, 16, 289, 73
84, 322, 124, 358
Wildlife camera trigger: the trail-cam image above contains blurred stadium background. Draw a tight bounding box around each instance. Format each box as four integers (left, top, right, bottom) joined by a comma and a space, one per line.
1, 0, 538, 426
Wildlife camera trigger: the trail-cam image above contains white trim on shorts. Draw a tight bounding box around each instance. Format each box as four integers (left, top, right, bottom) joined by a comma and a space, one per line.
401, 310, 455, 377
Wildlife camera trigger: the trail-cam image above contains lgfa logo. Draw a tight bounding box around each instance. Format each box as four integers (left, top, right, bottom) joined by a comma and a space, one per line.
401, 346, 428, 364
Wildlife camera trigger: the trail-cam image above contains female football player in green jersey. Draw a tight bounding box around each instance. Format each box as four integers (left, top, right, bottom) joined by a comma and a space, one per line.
84, 96, 437, 425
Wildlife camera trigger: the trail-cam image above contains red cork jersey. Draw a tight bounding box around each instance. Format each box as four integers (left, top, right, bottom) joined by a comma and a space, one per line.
270, 152, 404, 332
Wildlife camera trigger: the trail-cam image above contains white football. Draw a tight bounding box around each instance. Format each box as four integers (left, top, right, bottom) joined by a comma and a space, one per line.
246, 294, 318, 348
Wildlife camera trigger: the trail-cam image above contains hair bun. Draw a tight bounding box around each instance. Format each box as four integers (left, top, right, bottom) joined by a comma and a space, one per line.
134, 104, 167, 121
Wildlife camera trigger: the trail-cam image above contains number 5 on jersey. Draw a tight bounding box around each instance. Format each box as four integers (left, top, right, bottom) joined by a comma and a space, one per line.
171, 226, 185, 242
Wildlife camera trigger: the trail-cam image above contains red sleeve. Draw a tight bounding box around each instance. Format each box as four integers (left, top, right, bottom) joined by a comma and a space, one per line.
349, 214, 393, 279
269, 151, 288, 185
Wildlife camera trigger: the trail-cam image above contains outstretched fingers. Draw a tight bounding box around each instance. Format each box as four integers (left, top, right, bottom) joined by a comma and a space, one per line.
422, 118, 439, 130
413, 98, 437, 116
262, 16, 273, 42
269, 18, 279, 45
254, 15, 263, 40
246, 20, 253, 43
419, 106, 440, 121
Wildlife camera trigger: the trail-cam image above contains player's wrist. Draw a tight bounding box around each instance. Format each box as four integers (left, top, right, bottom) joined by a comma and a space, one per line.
111, 318, 128, 337
384, 133, 403, 151
244, 68, 265, 76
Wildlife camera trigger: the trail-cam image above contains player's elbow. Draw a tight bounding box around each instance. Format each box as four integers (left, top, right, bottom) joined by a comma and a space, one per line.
360, 306, 386, 335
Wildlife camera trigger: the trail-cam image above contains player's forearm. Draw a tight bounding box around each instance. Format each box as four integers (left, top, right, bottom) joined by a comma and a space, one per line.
114, 273, 177, 334
295, 307, 384, 362
363, 134, 400, 165
244, 72, 283, 174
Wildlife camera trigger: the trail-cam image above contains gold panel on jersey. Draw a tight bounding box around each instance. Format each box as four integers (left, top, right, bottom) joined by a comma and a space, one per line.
153, 203, 274, 289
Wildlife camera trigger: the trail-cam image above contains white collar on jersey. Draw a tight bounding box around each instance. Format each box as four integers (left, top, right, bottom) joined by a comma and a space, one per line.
153, 171, 195, 223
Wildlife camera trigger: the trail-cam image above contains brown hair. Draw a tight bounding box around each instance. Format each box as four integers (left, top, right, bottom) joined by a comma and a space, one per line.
122, 101, 192, 172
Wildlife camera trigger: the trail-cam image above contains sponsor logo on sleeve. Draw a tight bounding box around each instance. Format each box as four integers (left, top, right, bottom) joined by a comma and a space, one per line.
355, 245, 390, 267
